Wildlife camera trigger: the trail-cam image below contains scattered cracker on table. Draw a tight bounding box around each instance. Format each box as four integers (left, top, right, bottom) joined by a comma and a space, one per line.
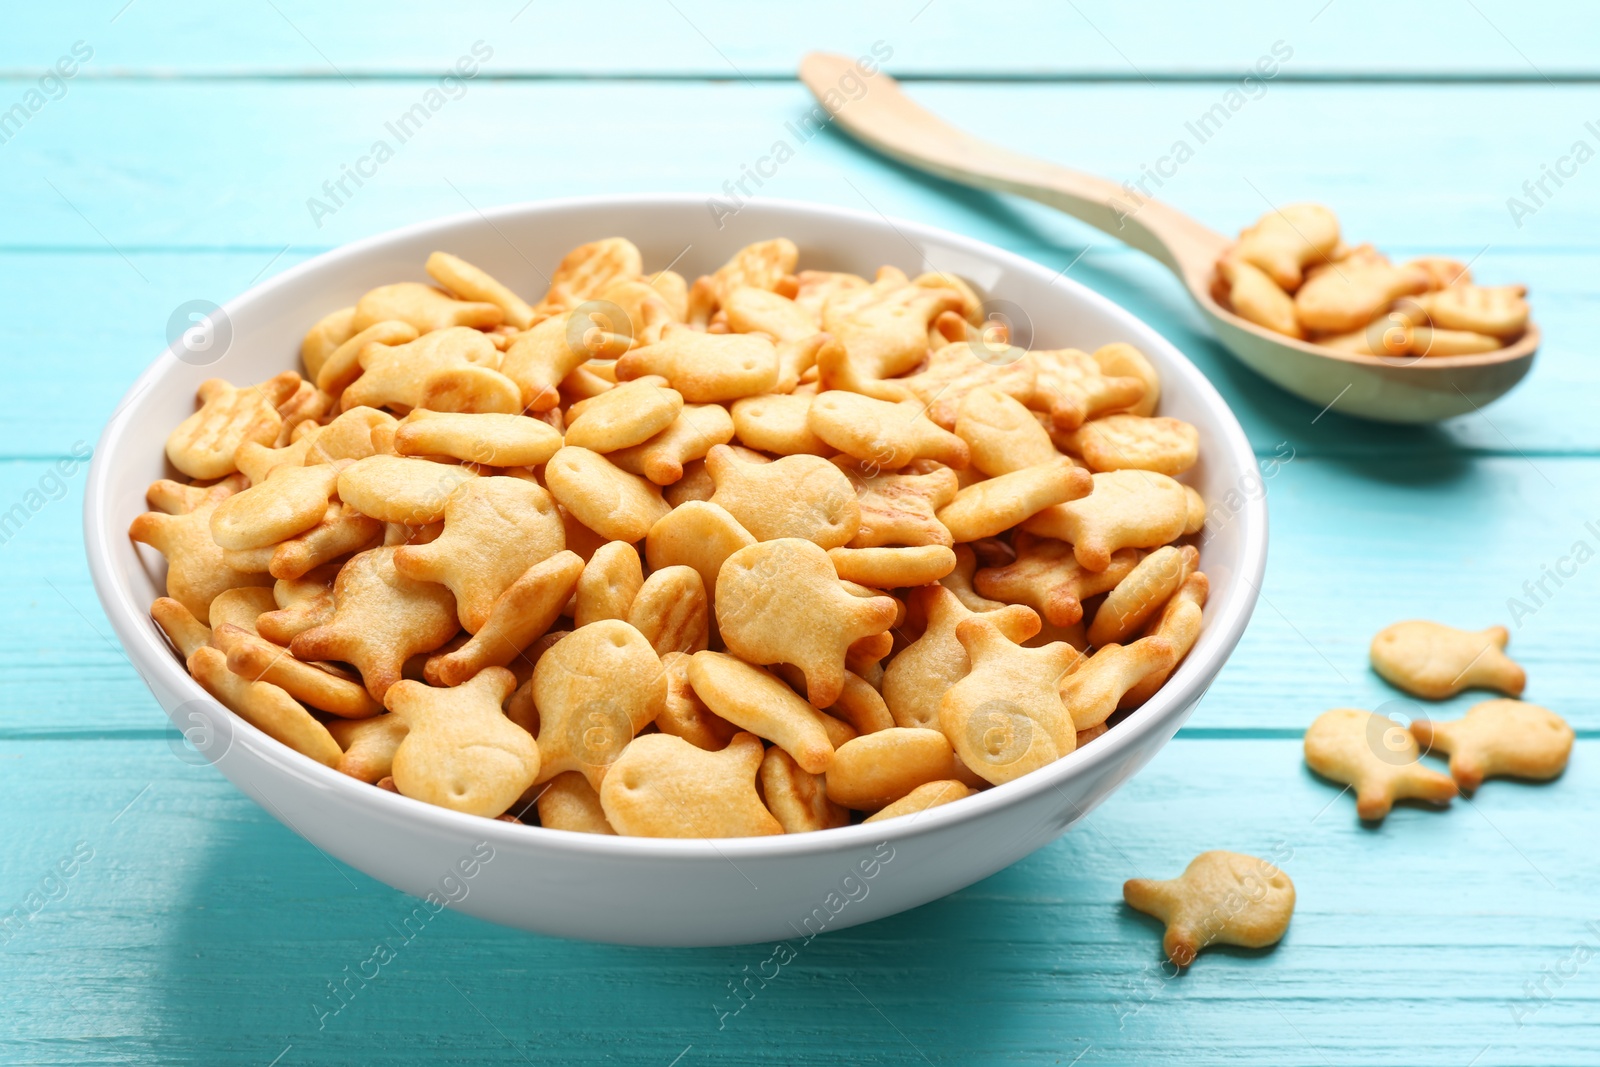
1124, 850, 1296, 967
1304, 707, 1458, 821
1411, 698, 1573, 792
1370, 619, 1525, 700
131, 238, 1212, 834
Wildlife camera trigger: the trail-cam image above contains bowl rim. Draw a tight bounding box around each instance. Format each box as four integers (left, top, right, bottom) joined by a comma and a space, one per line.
85, 192, 1267, 861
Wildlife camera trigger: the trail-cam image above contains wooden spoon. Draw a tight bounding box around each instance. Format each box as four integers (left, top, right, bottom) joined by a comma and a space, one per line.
799, 53, 1537, 424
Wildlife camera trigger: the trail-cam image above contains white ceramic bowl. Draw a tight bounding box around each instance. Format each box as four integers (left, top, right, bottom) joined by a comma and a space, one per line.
85, 194, 1266, 946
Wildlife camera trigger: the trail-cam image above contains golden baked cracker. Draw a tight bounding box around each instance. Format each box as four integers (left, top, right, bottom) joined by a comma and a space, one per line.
1370, 620, 1525, 700
644, 501, 756, 610
1410, 698, 1573, 791
1059, 635, 1177, 730
1124, 851, 1296, 967
425, 251, 535, 330
215, 623, 383, 719
1023, 470, 1188, 571
129, 500, 274, 625
574, 541, 644, 628
760, 747, 849, 833
267, 502, 384, 581
966, 534, 1132, 627
597, 277, 675, 346
555, 504, 607, 563
1218, 256, 1303, 339
938, 614, 1082, 785
1295, 258, 1431, 334
1090, 343, 1160, 417
715, 539, 898, 708
687, 651, 837, 772
352, 282, 504, 333
608, 403, 736, 485
341, 327, 506, 412
724, 285, 815, 343
824, 727, 967, 811
709, 238, 799, 307
393, 477, 563, 633
822, 670, 895, 735
187, 645, 341, 765
823, 272, 963, 380
387, 667, 538, 817
536, 771, 616, 834
937, 457, 1092, 543
301, 306, 357, 382
791, 269, 868, 326
644, 269, 690, 323
152, 596, 213, 660
940, 544, 1008, 612
144, 473, 247, 516
813, 336, 911, 400
1231, 203, 1341, 290
731, 393, 829, 456
913, 271, 985, 325
1027, 348, 1146, 431
884, 586, 1040, 730
1183, 485, 1206, 536
863, 780, 975, 824
393, 409, 562, 468
1120, 571, 1208, 708
616, 328, 780, 402
501, 307, 633, 412
257, 568, 337, 645
532, 619, 666, 789
832, 457, 958, 549
808, 391, 970, 470
1069, 415, 1198, 476
290, 547, 460, 701
315, 321, 420, 396
424, 550, 584, 687
544, 446, 670, 542
209, 463, 339, 551
955, 385, 1058, 476
1087, 545, 1198, 647
1408, 284, 1528, 340
1303, 707, 1458, 820
902, 342, 1037, 430
628, 565, 709, 656
1408, 326, 1502, 356
220, 543, 277, 575
600, 731, 782, 838
167, 373, 299, 479
657, 651, 740, 751
564, 377, 684, 452
536, 237, 643, 313
706, 445, 860, 548
336, 455, 478, 526
273, 380, 334, 445
1406, 256, 1471, 291
302, 406, 395, 466
328, 713, 408, 783
826, 545, 956, 588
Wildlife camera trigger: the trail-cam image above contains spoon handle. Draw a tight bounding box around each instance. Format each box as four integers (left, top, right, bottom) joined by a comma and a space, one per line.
799, 53, 1229, 292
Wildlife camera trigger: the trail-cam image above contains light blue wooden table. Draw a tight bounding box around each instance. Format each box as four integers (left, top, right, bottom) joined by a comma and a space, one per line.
3, 3, 1597, 1063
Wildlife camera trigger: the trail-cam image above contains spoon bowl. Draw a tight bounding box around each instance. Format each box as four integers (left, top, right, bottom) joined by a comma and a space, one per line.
800, 52, 1538, 424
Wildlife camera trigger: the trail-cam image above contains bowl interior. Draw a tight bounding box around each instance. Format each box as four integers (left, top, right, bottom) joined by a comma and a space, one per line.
86, 194, 1266, 855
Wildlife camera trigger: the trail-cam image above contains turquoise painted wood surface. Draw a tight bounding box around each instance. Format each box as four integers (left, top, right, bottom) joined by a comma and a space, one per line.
2, 3, 1598, 1064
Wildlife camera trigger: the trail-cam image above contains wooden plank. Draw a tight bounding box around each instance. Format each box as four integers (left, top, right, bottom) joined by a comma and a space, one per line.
6, 245, 1596, 460
0, 736, 1593, 1064
3, 82, 1597, 252
3, 0, 1597, 78
9, 455, 1598, 735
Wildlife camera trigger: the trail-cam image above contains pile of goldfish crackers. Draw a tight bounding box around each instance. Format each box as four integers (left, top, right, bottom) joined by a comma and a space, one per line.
1214, 205, 1531, 357
133, 237, 1211, 837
